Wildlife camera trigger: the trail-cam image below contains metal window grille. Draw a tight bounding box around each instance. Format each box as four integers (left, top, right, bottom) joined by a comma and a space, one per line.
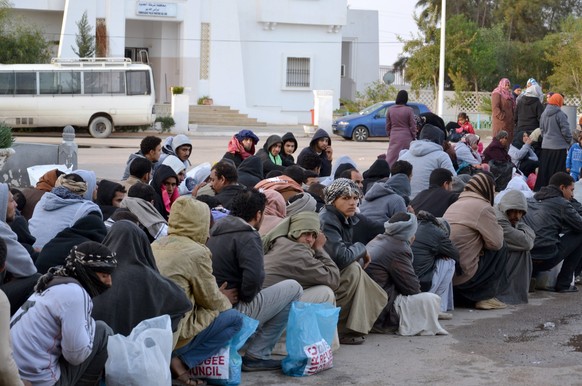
286, 57, 310, 87
200, 23, 211, 80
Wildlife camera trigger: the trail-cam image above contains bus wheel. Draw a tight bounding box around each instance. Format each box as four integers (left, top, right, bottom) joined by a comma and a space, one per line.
88, 116, 113, 138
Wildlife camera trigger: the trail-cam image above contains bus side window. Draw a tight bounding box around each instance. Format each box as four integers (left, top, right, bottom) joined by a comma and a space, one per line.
15, 72, 36, 95
127, 70, 150, 95
0, 72, 15, 95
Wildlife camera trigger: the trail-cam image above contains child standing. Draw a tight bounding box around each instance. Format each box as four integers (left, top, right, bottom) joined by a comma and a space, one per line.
566, 137, 582, 180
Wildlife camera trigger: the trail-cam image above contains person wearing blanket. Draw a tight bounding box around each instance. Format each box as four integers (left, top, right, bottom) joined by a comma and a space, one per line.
365, 212, 448, 336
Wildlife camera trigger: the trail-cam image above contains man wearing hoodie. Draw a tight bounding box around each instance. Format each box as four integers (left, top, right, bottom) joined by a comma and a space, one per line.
398, 124, 456, 199
152, 197, 243, 384
280, 132, 298, 165
207, 189, 302, 371
29, 173, 102, 250
0, 183, 39, 315
523, 172, 582, 293
495, 190, 535, 304
359, 175, 407, 224
256, 134, 287, 175
121, 136, 162, 181
158, 134, 193, 171
237, 155, 264, 188
297, 128, 333, 177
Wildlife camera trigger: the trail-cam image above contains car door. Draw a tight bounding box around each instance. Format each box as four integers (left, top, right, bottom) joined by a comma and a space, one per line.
370, 104, 390, 137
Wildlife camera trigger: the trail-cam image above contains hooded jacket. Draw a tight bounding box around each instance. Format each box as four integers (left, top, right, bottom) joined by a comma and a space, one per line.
483, 138, 511, 164
150, 165, 179, 220
365, 213, 421, 327
399, 140, 456, 199
256, 135, 286, 175
297, 129, 332, 177
121, 151, 146, 181
96, 179, 124, 220
523, 185, 582, 253
410, 186, 458, 218
35, 214, 107, 274
152, 198, 231, 348
540, 104, 571, 150
207, 215, 265, 303
237, 155, 264, 188
29, 189, 101, 250
515, 95, 543, 133
362, 159, 390, 194
443, 190, 504, 285
281, 132, 298, 165
158, 134, 192, 169
359, 180, 407, 223
0, 184, 36, 279
93, 220, 192, 338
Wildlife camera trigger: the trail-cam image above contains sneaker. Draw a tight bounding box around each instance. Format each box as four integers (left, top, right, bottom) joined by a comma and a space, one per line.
438, 312, 453, 320
475, 298, 507, 310
241, 356, 282, 372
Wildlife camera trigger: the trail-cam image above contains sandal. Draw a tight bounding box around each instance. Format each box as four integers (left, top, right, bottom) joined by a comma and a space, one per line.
339, 334, 366, 345
172, 374, 207, 386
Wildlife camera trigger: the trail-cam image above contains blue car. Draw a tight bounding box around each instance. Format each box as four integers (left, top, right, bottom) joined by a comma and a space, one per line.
332, 101, 431, 141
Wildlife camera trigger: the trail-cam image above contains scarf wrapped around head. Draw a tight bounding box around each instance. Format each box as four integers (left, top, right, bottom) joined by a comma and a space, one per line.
35, 241, 117, 298
227, 135, 254, 160
55, 174, 88, 196
548, 93, 564, 108
492, 78, 513, 101
286, 193, 317, 216
512, 131, 527, 150
324, 178, 361, 205
464, 173, 495, 206
383, 212, 417, 242
262, 211, 320, 253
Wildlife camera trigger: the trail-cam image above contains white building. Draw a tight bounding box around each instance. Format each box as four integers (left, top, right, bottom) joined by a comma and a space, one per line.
9, 0, 378, 125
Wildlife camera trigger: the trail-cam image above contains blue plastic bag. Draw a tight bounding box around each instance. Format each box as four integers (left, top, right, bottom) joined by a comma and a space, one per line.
282, 302, 340, 377
194, 313, 258, 385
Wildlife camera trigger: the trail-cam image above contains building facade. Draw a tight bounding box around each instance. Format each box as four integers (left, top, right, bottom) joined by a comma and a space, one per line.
10, 0, 378, 125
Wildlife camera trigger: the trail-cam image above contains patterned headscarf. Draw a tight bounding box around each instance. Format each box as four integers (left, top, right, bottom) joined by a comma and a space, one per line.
55, 174, 88, 196
324, 178, 361, 205
35, 241, 117, 298
464, 173, 495, 206
492, 78, 516, 108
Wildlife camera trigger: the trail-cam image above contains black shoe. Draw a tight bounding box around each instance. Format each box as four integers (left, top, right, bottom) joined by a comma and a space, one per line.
556, 285, 578, 293
241, 356, 282, 372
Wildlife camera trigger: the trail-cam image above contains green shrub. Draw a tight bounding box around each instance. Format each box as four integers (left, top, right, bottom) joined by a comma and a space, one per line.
171, 86, 184, 95
155, 116, 175, 133
0, 122, 14, 148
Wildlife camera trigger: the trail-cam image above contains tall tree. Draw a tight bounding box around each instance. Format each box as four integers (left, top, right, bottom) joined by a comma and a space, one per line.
544, 16, 582, 98
72, 11, 95, 58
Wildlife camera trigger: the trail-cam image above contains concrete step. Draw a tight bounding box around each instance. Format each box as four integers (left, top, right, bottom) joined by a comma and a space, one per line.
188, 104, 267, 126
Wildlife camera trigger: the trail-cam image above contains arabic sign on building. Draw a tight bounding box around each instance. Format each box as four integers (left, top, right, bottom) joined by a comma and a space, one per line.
136, 2, 177, 17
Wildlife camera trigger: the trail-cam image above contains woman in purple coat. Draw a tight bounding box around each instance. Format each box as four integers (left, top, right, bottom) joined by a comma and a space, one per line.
386, 90, 417, 166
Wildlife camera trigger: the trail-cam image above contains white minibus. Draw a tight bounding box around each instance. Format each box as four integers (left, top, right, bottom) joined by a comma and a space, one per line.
0, 57, 155, 138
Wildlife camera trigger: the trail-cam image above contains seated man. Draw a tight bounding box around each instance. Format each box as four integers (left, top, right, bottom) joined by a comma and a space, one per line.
95, 180, 126, 221
209, 161, 246, 210
222, 129, 259, 168
122, 157, 153, 192
121, 135, 162, 181
523, 172, 582, 292
366, 212, 448, 335
11, 241, 117, 386
158, 134, 192, 170
411, 211, 459, 317
444, 173, 508, 309
207, 189, 302, 371
152, 197, 243, 384
410, 168, 459, 217
319, 179, 388, 345
297, 129, 333, 177
495, 190, 535, 304
120, 183, 168, 241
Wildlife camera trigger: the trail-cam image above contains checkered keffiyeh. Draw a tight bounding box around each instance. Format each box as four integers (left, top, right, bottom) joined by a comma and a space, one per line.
324, 178, 362, 205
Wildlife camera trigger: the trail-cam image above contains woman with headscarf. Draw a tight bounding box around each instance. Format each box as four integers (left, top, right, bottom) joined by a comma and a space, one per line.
491, 78, 516, 142
385, 90, 417, 166
443, 173, 508, 310
515, 83, 544, 135
11, 241, 117, 386
365, 212, 448, 335
534, 93, 571, 190
29, 173, 102, 250
258, 189, 286, 236
150, 164, 180, 220
35, 213, 107, 274
92, 220, 192, 337
509, 131, 539, 177
454, 134, 488, 173
319, 178, 388, 345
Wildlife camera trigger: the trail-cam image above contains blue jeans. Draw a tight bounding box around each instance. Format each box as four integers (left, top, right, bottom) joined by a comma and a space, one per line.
174, 309, 243, 368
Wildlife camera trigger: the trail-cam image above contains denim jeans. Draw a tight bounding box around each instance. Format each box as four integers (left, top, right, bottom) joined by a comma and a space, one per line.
174, 308, 244, 368
235, 279, 302, 359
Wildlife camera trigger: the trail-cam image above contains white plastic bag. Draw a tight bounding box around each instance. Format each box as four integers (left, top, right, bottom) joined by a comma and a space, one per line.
105, 315, 173, 386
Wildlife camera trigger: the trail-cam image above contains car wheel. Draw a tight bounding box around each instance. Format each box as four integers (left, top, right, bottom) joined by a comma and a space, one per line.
88, 116, 113, 138
352, 126, 369, 142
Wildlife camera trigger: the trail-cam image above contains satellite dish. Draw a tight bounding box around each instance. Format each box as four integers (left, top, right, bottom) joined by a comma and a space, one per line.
383, 72, 395, 85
